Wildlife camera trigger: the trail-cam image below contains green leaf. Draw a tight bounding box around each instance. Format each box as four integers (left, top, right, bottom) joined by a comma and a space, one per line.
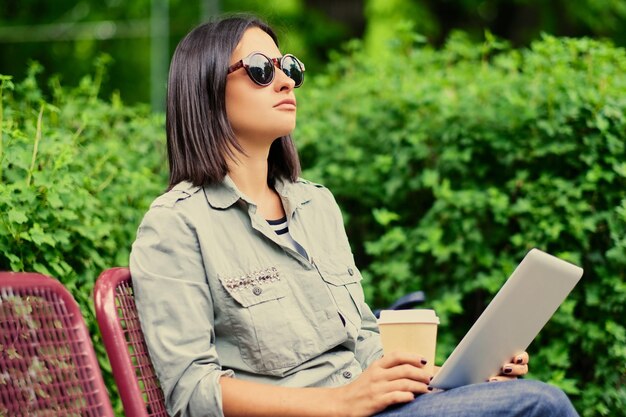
28, 223, 55, 247
7, 209, 28, 224
372, 208, 400, 226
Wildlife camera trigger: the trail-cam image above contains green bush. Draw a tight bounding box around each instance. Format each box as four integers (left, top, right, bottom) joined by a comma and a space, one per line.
0, 58, 167, 415
296, 33, 626, 415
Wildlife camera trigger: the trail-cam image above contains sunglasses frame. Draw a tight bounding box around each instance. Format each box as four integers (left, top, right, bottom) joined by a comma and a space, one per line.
227, 52, 306, 88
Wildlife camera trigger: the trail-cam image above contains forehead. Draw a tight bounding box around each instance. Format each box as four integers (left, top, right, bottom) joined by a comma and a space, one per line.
230, 27, 281, 64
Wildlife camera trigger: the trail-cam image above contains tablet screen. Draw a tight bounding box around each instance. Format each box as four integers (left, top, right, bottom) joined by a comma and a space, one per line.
429, 249, 583, 389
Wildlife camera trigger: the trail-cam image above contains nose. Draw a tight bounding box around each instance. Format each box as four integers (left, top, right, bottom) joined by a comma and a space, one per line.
274, 68, 295, 92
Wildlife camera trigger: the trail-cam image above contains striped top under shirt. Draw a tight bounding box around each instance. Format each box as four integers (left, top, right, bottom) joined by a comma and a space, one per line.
267, 216, 309, 261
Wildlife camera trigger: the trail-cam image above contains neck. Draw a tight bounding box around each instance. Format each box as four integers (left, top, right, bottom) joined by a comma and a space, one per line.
227, 137, 285, 220
226, 142, 272, 204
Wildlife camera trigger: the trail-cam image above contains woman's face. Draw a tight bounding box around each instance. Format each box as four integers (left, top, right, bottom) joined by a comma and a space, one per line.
226, 27, 297, 151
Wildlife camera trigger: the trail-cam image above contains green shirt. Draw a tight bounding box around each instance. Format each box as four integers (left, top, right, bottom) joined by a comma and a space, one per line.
130, 176, 382, 417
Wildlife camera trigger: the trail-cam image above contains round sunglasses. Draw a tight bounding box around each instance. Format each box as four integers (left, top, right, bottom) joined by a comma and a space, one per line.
227, 52, 306, 88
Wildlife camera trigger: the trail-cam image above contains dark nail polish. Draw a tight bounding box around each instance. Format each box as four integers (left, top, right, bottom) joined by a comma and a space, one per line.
429, 376, 433, 381
516, 357, 523, 364
503, 367, 513, 374
421, 358, 428, 365
427, 386, 433, 391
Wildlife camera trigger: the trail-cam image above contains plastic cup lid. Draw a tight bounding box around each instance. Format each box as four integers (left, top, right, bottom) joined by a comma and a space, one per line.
378, 309, 440, 325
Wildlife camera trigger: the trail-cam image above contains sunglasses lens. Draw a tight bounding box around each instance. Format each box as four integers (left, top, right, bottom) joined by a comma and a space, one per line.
282, 56, 304, 87
247, 53, 274, 85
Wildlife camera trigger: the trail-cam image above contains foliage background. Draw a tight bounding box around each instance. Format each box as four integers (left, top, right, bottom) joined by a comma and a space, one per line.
2, 0, 626, 105
1, 1, 626, 416
296, 31, 626, 415
0, 60, 166, 415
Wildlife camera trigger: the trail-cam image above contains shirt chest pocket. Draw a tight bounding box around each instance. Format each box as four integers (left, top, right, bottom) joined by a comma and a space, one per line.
316, 259, 365, 330
217, 266, 321, 375
219, 266, 285, 306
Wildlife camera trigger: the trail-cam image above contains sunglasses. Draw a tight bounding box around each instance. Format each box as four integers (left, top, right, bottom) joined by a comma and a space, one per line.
227, 52, 306, 88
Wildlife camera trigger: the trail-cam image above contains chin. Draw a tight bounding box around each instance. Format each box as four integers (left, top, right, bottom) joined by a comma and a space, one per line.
272, 122, 296, 138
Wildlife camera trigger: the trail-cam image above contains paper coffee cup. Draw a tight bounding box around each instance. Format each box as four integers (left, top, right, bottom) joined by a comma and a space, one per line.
378, 309, 439, 374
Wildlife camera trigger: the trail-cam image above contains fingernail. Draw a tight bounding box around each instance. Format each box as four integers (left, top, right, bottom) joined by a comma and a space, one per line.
429, 376, 433, 381
421, 358, 428, 365
503, 367, 513, 374
489, 378, 498, 382
516, 357, 523, 364
427, 386, 433, 391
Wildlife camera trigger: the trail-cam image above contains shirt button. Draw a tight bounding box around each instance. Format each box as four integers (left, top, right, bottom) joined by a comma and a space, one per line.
342, 371, 352, 379
252, 286, 263, 296
347, 268, 354, 276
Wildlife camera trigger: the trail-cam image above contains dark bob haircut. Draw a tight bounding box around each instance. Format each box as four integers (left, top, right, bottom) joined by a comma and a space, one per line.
166, 15, 301, 188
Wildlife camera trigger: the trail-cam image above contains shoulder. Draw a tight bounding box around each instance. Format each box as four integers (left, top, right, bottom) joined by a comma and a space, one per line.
294, 177, 326, 189
294, 177, 333, 198
291, 177, 339, 205
298, 177, 339, 200
290, 178, 345, 224
150, 181, 203, 209
137, 182, 205, 235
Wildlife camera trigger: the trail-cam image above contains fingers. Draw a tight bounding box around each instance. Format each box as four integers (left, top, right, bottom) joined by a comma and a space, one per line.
511, 352, 530, 365
500, 352, 530, 377
368, 352, 433, 397
386, 378, 431, 395
500, 363, 528, 377
376, 352, 433, 385
382, 390, 416, 406
378, 351, 430, 370
384, 364, 432, 385
488, 352, 531, 382
487, 364, 527, 382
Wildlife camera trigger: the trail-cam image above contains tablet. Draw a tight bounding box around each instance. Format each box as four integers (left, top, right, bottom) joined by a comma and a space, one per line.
429, 248, 583, 389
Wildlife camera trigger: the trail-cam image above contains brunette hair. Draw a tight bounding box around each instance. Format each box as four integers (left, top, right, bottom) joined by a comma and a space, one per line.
166, 15, 301, 188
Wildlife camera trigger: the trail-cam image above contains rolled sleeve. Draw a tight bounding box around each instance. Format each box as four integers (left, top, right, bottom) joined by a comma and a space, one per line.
130, 206, 233, 417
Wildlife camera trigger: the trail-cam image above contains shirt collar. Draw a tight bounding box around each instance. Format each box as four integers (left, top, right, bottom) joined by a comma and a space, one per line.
203, 175, 313, 210
275, 178, 313, 214
203, 175, 245, 209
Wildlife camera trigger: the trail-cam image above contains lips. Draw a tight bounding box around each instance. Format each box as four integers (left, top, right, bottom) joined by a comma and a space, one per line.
274, 98, 297, 108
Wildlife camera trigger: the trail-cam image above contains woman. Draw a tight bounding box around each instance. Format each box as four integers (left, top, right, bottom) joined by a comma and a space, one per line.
130, 15, 579, 417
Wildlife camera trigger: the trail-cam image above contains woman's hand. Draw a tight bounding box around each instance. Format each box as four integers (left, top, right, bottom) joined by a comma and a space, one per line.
334, 352, 432, 417
488, 352, 530, 382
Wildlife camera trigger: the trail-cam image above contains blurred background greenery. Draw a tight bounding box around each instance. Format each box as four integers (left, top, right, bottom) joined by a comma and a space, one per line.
2, 0, 626, 108
1, 1, 625, 416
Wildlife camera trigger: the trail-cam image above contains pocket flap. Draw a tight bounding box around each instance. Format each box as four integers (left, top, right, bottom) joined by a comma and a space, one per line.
317, 260, 362, 286
218, 266, 287, 307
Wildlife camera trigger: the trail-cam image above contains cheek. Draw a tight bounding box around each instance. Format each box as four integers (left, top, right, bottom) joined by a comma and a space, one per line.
225, 85, 244, 130
225, 84, 260, 133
